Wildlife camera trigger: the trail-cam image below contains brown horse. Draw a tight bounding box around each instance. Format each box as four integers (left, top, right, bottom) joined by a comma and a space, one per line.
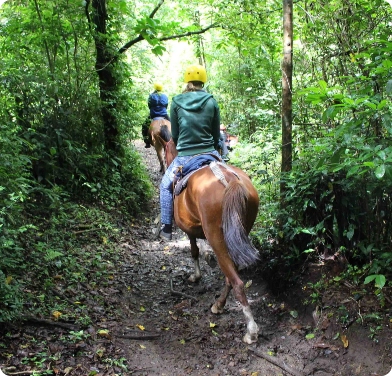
149, 118, 171, 173
163, 138, 260, 344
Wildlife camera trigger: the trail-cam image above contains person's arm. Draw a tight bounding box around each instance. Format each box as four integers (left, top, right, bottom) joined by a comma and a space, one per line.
162, 94, 169, 109
170, 103, 179, 145
212, 101, 221, 149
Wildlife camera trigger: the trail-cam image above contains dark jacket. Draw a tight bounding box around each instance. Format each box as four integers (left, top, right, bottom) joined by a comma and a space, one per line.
170, 90, 221, 156
148, 91, 169, 119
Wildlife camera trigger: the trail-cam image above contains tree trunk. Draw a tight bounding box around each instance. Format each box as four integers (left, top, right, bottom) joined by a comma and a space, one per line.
281, 0, 293, 205
92, 0, 119, 154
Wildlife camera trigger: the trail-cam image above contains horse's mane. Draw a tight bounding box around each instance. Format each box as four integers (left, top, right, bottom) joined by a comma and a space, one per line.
160, 124, 172, 142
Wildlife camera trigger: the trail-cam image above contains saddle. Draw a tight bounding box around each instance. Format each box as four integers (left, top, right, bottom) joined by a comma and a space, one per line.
173, 154, 239, 196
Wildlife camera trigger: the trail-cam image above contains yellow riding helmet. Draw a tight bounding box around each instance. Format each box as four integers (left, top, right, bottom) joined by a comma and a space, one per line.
184, 65, 207, 83
154, 82, 163, 91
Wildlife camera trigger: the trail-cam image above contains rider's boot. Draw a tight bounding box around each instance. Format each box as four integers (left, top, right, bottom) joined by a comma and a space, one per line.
159, 223, 172, 241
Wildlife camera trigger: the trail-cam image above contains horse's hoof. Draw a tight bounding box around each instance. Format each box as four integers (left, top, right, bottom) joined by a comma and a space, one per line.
243, 332, 258, 344
188, 274, 200, 283
204, 253, 217, 268
211, 303, 223, 314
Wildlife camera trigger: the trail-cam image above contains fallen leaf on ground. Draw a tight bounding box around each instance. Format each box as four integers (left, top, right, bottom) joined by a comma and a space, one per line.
52, 311, 62, 320
97, 329, 110, 338
341, 334, 349, 348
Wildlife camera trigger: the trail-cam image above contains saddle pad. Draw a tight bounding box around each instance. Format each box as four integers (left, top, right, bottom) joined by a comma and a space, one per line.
174, 153, 221, 180
173, 161, 240, 196
173, 165, 209, 196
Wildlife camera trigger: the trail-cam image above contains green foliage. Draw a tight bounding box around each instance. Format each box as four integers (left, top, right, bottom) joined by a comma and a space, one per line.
250, 1, 391, 283
0, 126, 35, 321
0, 270, 23, 322
364, 274, 386, 289
0, 0, 158, 322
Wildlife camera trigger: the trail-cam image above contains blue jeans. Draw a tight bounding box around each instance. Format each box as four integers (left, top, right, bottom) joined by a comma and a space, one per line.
160, 150, 221, 225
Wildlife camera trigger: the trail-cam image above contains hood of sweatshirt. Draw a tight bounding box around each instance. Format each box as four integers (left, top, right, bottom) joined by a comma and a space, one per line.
172, 90, 213, 112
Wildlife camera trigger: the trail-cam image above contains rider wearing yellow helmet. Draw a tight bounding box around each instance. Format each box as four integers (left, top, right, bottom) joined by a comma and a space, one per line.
148, 82, 169, 120
153, 82, 163, 91
183, 64, 208, 84
143, 82, 170, 148
158, 64, 221, 240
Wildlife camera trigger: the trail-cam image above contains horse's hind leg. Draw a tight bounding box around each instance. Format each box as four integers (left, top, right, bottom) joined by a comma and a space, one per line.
230, 274, 258, 344
156, 147, 165, 173
211, 276, 232, 314
188, 236, 201, 283
208, 238, 259, 344
151, 134, 165, 173
242, 304, 259, 344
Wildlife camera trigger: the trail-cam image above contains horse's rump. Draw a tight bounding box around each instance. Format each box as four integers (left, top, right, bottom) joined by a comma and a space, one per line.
148, 118, 171, 173
149, 118, 171, 143
174, 165, 259, 267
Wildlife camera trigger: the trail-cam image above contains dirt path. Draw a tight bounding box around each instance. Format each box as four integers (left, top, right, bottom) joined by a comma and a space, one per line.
1, 141, 391, 376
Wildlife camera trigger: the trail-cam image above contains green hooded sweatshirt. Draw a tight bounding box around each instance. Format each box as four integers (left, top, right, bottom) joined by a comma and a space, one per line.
170, 90, 221, 156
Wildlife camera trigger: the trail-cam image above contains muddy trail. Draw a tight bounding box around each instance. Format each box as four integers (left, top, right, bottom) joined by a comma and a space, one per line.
1, 141, 391, 376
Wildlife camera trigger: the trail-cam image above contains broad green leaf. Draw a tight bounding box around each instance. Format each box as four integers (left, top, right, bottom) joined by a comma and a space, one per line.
363, 161, 375, 167
386, 80, 392, 95
363, 101, 377, 110
347, 165, 360, 177
346, 228, 354, 240
364, 275, 377, 284
377, 150, 386, 160
318, 80, 328, 90
375, 275, 386, 289
374, 164, 386, 179
377, 100, 387, 110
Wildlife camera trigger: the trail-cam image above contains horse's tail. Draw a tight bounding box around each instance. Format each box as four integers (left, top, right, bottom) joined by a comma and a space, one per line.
159, 123, 172, 142
222, 179, 259, 269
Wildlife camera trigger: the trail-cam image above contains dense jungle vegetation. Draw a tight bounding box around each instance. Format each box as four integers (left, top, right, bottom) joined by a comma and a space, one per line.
0, 0, 391, 323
